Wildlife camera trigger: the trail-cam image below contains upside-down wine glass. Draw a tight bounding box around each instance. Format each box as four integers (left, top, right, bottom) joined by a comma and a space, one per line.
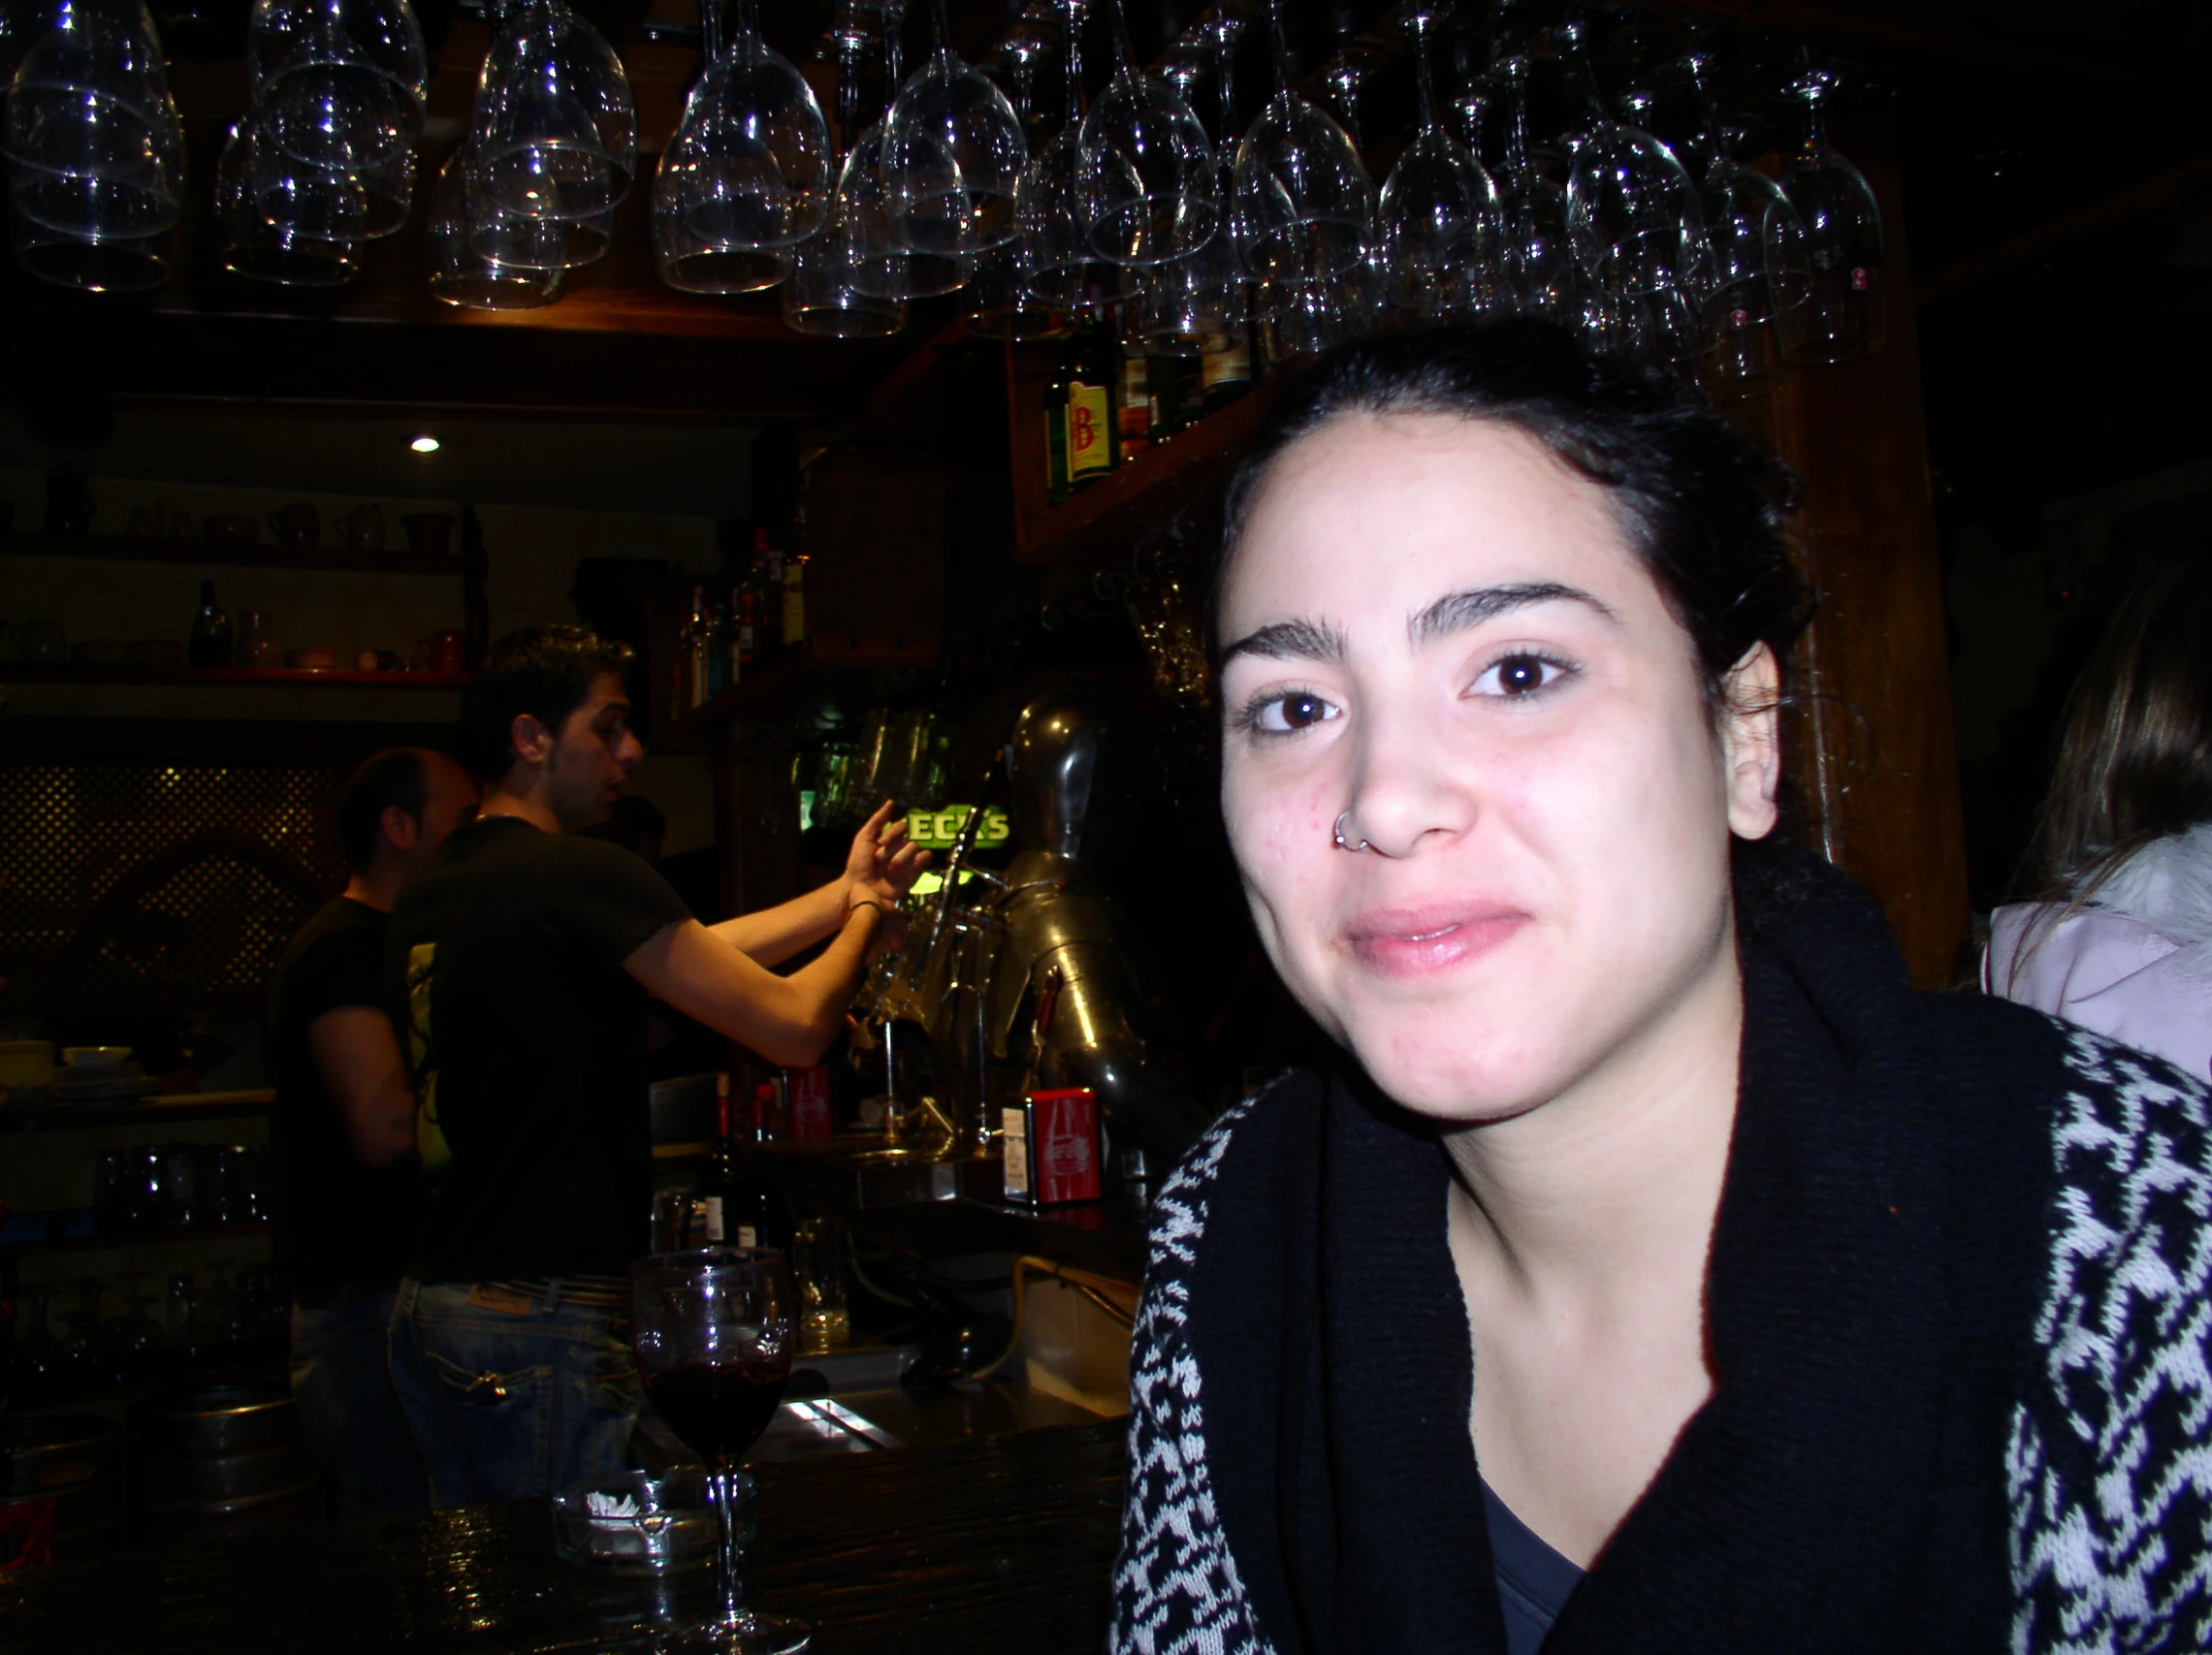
470, 0, 636, 224
1489, 49, 1576, 323
1231, 0, 1371, 284
881, 0, 1026, 255
652, 0, 823, 292
216, 106, 364, 285
1124, 48, 1241, 355
7, 0, 184, 240
1771, 58, 1884, 366
247, 0, 427, 174
783, 19, 909, 335
1008, 0, 1092, 310
1557, 21, 1709, 306
631, 1247, 806, 1655
426, 146, 564, 308
962, 15, 1066, 339
1076, 0, 1216, 266
1378, 0, 1501, 324
843, 0, 969, 300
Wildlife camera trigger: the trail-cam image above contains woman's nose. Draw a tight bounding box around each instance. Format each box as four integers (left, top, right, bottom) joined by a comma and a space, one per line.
1339, 706, 1479, 858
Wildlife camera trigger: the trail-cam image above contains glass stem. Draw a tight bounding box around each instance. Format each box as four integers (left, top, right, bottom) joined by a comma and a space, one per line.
1063, 0, 1086, 125
1265, 0, 1289, 100
931, 0, 949, 62
1213, 34, 1235, 146
1411, 12, 1434, 135
713, 1465, 749, 1630
1106, 0, 1134, 79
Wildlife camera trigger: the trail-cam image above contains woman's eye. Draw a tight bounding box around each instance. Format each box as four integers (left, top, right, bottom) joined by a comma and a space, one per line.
1248, 690, 1341, 735
1471, 653, 1571, 699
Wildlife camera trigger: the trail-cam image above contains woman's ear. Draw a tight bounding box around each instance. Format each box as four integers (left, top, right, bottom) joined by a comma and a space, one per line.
1721, 642, 1782, 839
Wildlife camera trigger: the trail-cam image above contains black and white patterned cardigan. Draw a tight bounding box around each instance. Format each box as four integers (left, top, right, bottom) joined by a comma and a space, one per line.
1109, 1023, 2212, 1655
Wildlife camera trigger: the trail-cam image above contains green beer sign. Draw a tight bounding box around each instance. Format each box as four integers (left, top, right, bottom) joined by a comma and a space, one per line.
906, 804, 1012, 850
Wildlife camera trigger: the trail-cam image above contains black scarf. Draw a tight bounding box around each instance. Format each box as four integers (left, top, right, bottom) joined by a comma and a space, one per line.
1187, 843, 2064, 1654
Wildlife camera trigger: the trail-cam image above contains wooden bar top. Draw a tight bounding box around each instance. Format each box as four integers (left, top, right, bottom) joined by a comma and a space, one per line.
0, 1421, 1127, 1653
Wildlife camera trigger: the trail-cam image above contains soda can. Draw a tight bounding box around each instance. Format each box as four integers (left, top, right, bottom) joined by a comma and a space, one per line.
1002, 1087, 1100, 1205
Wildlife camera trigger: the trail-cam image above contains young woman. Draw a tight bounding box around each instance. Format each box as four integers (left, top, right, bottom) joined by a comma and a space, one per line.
1986, 558, 2212, 1079
1109, 323, 2212, 1655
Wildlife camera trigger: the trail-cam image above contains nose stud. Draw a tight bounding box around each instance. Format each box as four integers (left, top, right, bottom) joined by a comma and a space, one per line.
1333, 811, 1371, 853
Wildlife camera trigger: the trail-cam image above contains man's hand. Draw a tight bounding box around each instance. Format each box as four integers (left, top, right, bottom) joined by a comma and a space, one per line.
844, 800, 931, 910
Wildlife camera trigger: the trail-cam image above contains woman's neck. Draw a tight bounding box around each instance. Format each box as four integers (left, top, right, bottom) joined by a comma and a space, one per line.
1442, 943, 1742, 1318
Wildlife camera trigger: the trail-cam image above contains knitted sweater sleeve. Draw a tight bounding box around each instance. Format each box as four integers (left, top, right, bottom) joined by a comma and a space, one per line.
2010, 1025, 2212, 1655
1109, 1100, 1275, 1655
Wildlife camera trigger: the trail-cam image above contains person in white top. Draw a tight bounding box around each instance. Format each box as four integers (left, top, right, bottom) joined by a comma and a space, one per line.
1984, 557, 2212, 1080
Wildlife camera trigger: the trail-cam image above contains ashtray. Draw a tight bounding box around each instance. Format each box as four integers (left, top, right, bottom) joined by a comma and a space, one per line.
550, 1469, 723, 1574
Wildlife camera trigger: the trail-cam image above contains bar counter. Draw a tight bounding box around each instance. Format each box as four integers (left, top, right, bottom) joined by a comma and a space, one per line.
0, 1421, 1127, 1653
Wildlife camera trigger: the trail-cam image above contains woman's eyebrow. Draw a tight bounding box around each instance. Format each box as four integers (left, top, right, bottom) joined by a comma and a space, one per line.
1218, 616, 1349, 668
1409, 582, 1618, 646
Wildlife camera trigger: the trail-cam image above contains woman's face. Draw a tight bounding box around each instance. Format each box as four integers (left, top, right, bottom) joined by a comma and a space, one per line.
1217, 412, 1779, 1124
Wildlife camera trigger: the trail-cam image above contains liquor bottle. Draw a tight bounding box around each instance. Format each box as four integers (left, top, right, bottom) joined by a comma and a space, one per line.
676, 583, 710, 715
782, 554, 807, 648
1147, 350, 1201, 441
1118, 350, 1153, 462
736, 581, 759, 667
752, 529, 784, 661
705, 600, 730, 699
1200, 333, 1254, 414
188, 579, 232, 668
1046, 306, 1120, 505
707, 1073, 790, 1251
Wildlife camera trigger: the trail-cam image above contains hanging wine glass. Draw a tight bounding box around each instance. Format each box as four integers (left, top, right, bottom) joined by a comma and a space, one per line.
881, 0, 1026, 255
842, 0, 969, 300
1557, 25, 1710, 305
1076, 0, 1217, 267
1378, 1, 1500, 324
1125, 53, 1240, 354
471, 0, 636, 223
655, 0, 829, 266
964, 15, 1067, 339
218, 114, 362, 285
1010, 0, 1093, 310
1489, 50, 1575, 323
426, 146, 563, 308
1231, 0, 1371, 284
1260, 273, 1356, 362
1772, 59, 1884, 366
7, 0, 185, 241
1679, 50, 1806, 388
785, 18, 908, 336
247, 0, 427, 174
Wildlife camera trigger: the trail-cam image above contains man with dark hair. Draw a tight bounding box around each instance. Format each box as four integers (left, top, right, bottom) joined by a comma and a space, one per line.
271, 746, 478, 1513
386, 626, 925, 1504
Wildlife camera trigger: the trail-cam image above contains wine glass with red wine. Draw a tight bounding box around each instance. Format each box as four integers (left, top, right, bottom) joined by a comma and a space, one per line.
630, 1247, 807, 1654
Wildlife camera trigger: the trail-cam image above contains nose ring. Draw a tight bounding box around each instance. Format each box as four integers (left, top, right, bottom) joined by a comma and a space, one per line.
1333, 811, 1370, 853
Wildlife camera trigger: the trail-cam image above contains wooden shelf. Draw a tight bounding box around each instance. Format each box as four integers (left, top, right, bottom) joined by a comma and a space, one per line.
3, 1090, 274, 1134
658, 647, 814, 753
1013, 385, 1274, 569
2, 531, 467, 576
3, 665, 468, 689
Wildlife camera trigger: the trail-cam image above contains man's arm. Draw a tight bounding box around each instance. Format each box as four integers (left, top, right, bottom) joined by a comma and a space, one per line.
706, 801, 928, 966
706, 881, 847, 967
627, 901, 887, 1068
305, 1007, 418, 1168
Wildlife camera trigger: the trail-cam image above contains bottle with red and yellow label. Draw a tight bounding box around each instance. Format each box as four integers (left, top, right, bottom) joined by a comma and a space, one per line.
1046, 305, 1120, 505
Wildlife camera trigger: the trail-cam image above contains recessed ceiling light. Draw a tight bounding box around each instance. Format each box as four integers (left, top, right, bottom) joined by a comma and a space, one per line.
410, 435, 441, 454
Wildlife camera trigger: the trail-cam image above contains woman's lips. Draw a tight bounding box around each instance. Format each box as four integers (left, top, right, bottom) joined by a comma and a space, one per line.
1342, 903, 1530, 978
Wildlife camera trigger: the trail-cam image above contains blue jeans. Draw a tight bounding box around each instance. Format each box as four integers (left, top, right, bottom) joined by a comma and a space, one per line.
289, 1285, 430, 1513
387, 1277, 642, 1507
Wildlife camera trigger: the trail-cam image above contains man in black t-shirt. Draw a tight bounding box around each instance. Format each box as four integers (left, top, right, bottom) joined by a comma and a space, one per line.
271, 746, 478, 1513
387, 626, 924, 1505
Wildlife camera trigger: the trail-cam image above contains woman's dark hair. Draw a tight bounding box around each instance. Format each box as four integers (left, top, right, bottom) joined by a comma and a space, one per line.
337, 748, 430, 872
1214, 320, 1813, 712
2012, 555, 2212, 933
460, 625, 635, 783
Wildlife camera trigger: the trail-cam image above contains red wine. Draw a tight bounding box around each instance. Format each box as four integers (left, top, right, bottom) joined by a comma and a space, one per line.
647, 1360, 789, 1463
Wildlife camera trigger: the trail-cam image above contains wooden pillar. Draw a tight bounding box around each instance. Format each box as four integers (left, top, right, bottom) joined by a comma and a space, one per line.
1768, 110, 1971, 988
